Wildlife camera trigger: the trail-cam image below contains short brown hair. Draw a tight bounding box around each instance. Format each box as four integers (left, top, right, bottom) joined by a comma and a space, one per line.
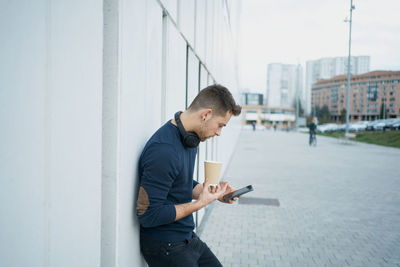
188, 84, 242, 116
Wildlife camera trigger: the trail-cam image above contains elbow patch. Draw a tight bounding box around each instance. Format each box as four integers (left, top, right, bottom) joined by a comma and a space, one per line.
136, 186, 150, 216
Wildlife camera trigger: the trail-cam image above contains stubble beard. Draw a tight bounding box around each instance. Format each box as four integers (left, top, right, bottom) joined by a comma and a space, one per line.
198, 120, 209, 142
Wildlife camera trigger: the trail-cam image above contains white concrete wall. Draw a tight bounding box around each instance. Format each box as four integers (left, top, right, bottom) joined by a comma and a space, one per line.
0, 1, 103, 267
0, 0, 242, 266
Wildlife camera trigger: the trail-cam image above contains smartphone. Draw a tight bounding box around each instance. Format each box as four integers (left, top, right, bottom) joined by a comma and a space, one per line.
223, 185, 254, 201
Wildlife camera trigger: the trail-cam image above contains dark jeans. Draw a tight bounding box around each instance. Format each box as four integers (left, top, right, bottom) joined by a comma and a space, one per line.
140, 232, 223, 267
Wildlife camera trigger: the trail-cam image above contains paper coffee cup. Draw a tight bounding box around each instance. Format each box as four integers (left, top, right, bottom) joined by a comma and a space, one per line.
204, 161, 222, 186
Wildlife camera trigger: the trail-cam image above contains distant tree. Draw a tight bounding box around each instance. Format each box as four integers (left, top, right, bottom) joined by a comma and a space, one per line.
292, 99, 305, 117
306, 115, 313, 125
315, 105, 331, 124
299, 101, 305, 117
379, 102, 386, 119
340, 108, 347, 123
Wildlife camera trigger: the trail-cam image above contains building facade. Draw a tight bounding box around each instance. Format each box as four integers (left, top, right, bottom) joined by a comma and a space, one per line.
305, 56, 370, 115
242, 105, 296, 129
266, 63, 303, 109
241, 92, 264, 105
312, 71, 400, 122
0, 1, 242, 267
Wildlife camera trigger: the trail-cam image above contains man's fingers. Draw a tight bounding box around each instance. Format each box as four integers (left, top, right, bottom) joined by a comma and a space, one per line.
210, 185, 216, 193
203, 178, 210, 188
222, 182, 229, 192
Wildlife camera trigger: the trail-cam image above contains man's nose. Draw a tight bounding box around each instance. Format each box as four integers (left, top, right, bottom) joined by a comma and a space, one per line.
215, 129, 221, 136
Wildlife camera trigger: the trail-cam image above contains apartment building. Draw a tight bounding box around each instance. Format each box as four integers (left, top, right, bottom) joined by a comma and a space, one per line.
305, 56, 370, 115
266, 63, 303, 109
312, 71, 400, 122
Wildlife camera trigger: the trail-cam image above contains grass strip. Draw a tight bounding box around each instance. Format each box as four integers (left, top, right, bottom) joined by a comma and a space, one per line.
317, 131, 400, 149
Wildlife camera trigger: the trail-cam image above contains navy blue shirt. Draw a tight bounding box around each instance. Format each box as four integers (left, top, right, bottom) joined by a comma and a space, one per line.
137, 120, 199, 242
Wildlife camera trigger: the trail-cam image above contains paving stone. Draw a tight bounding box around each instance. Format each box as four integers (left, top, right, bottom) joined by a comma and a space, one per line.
198, 130, 400, 267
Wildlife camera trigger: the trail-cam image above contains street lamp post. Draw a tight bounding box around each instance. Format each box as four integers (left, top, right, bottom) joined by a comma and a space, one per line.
345, 0, 355, 135
296, 65, 300, 129
296, 92, 299, 128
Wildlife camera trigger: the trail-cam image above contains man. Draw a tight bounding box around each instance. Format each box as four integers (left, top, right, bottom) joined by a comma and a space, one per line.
136, 84, 242, 267
308, 119, 317, 145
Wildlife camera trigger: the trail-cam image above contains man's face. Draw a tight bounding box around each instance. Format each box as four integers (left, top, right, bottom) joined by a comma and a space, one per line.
198, 111, 232, 141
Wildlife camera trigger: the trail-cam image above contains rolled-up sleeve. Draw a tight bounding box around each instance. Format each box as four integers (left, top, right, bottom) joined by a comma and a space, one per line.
137, 143, 181, 228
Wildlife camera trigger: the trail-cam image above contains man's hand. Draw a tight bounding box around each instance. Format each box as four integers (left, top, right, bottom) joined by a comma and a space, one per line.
175, 180, 237, 222
217, 181, 239, 204
198, 179, 229, 206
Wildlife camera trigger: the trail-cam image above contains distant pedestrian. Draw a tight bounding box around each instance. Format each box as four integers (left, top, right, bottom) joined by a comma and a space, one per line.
308, 119, 317, 146
252, 122, 256, 131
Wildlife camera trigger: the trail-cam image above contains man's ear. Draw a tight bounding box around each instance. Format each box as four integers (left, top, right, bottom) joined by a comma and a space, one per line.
200, 109, 212, 121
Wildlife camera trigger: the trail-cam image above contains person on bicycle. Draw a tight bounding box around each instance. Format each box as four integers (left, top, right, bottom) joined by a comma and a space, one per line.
308, 119, 317, 145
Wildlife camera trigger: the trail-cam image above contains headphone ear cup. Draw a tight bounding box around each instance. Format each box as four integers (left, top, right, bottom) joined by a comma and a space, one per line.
183, 132, 200, 148
174, 111, 200, 148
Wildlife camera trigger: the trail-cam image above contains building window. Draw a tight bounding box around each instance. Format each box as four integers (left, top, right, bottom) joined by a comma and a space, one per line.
367, 82, 378, 101
331, 87, 338, 103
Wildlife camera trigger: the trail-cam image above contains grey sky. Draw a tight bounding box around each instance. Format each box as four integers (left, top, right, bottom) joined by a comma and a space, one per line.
238, 0, 400, 93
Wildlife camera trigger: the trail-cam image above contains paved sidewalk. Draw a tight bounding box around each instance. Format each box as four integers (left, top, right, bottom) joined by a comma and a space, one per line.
198, 130, 400, 267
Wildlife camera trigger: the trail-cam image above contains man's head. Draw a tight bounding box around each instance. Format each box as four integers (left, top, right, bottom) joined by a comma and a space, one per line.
186, 84, 241, 141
